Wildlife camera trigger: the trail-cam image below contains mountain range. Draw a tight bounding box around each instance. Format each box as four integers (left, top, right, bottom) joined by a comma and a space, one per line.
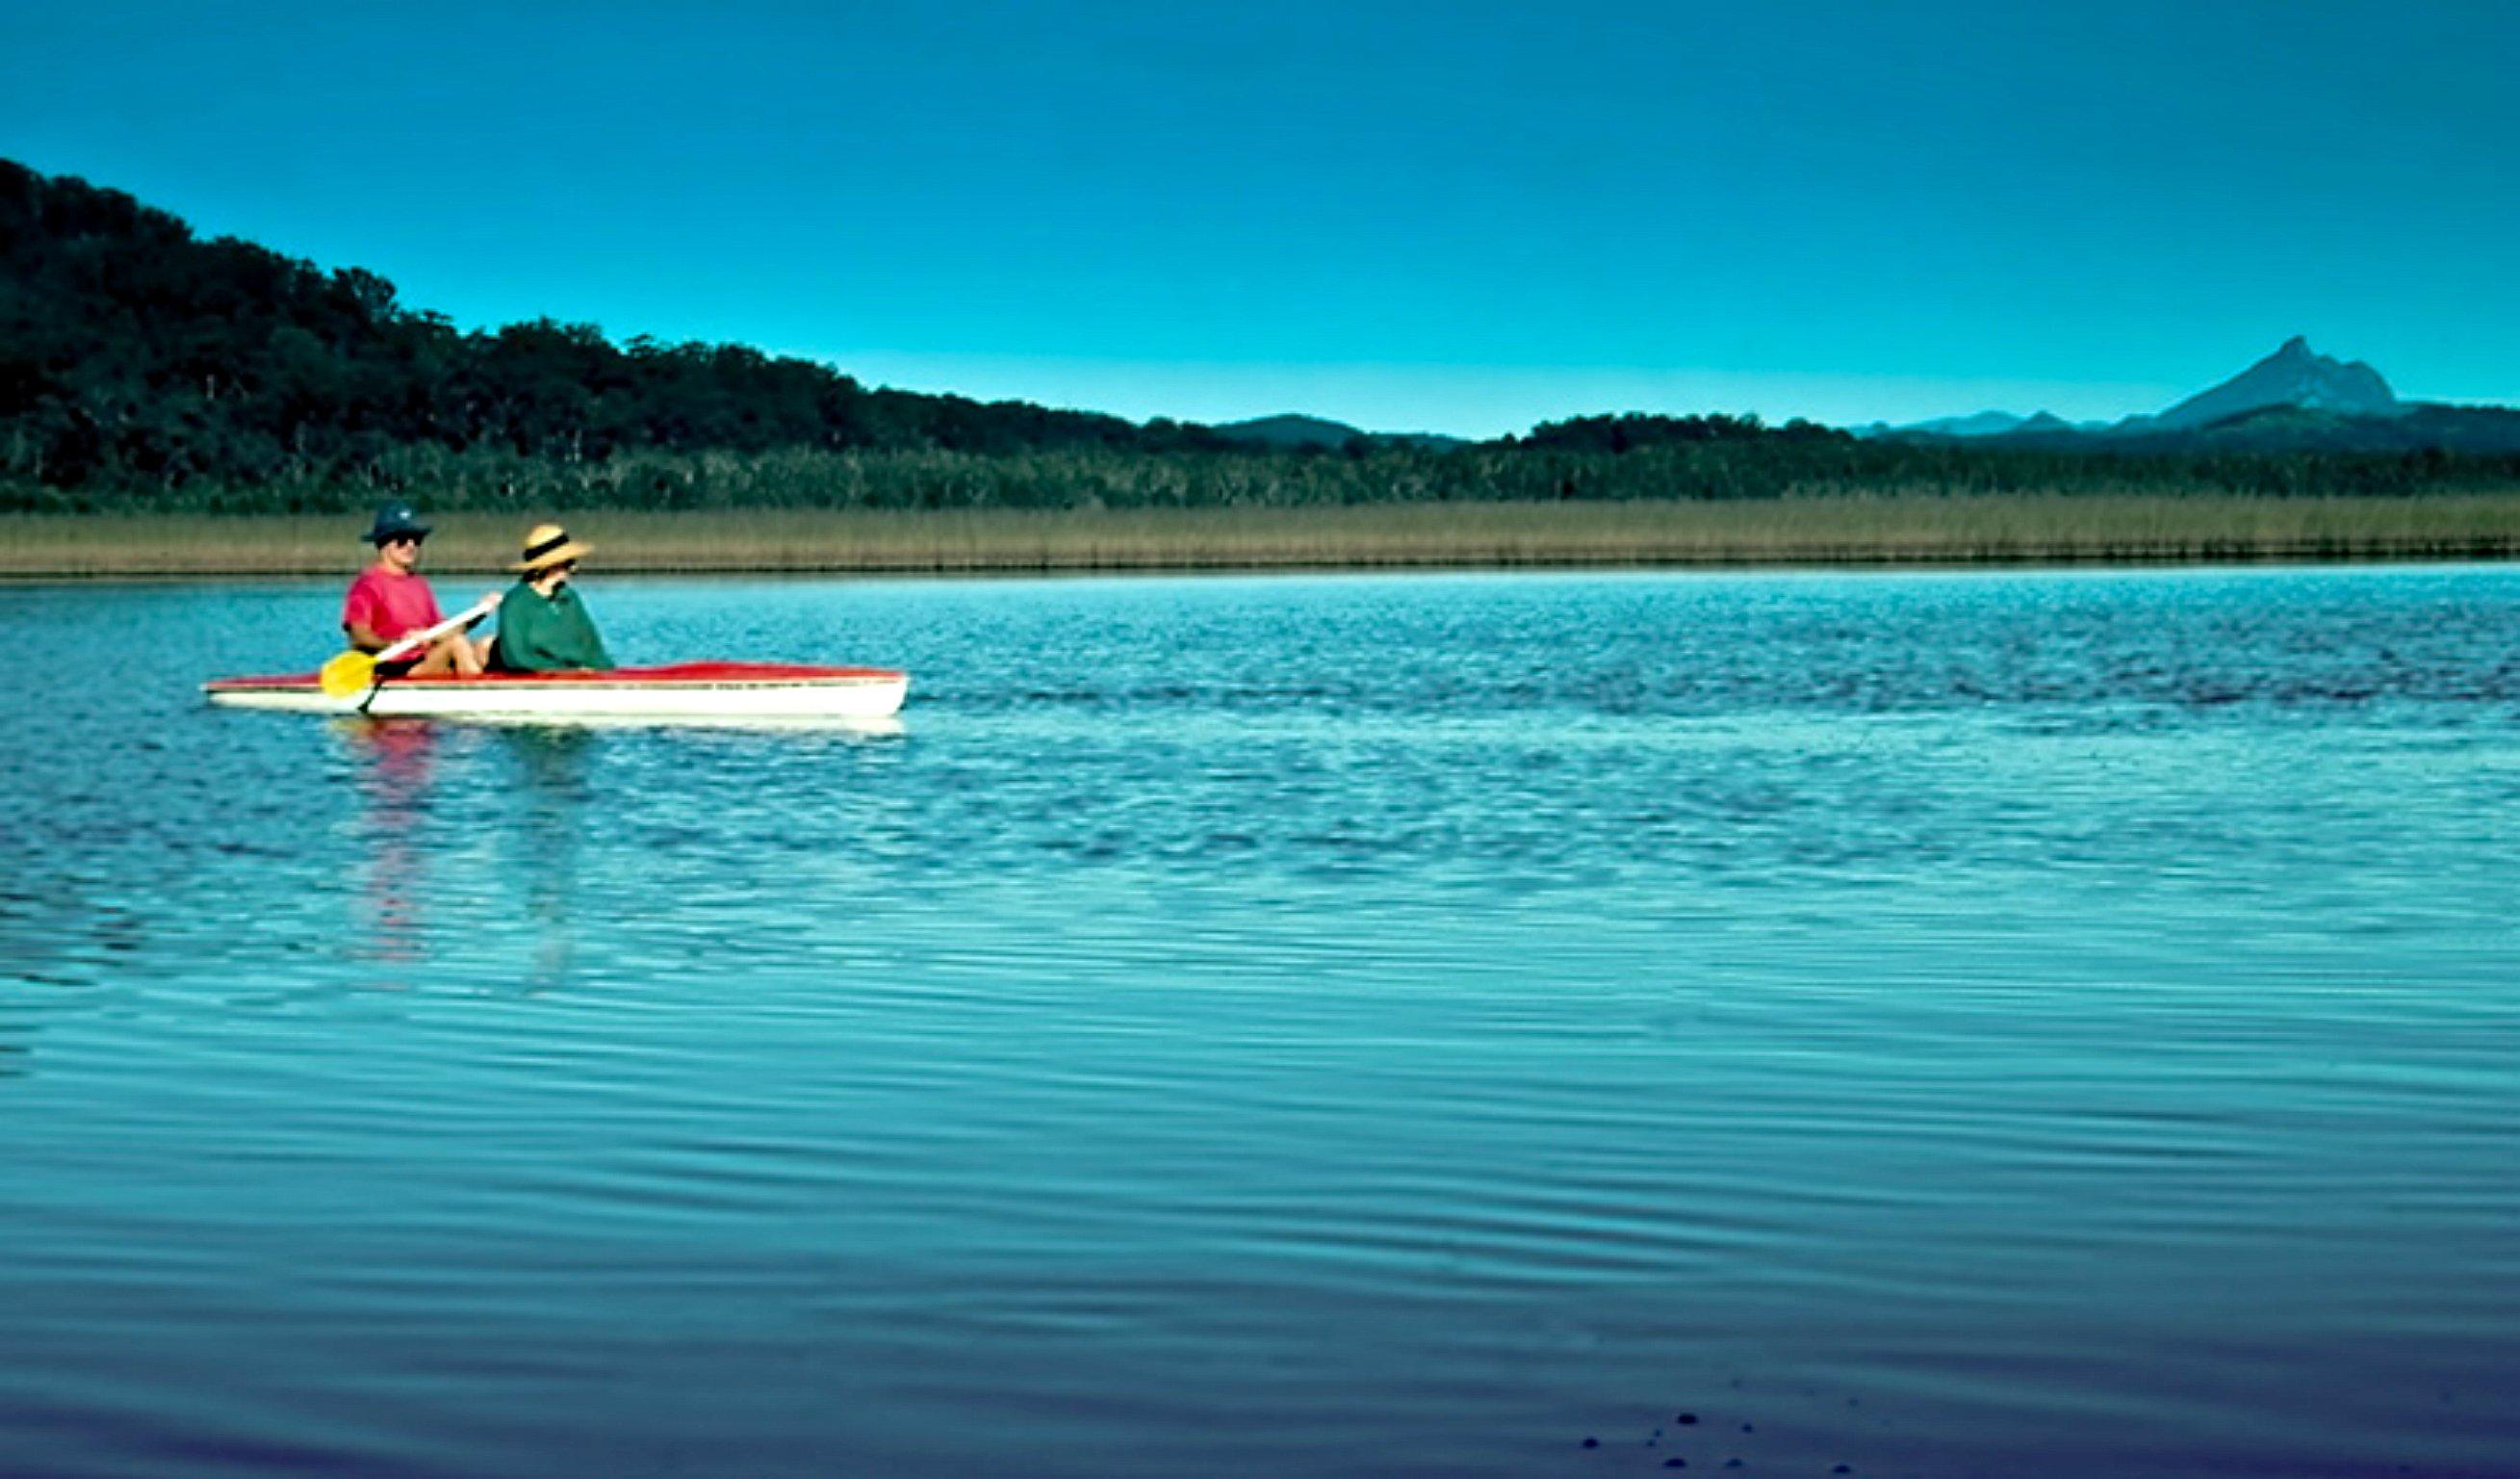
1858, 338, 2520, 453
1225, 339, 2519, 456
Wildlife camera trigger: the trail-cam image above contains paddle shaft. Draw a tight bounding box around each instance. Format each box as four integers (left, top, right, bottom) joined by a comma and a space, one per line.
374, 595, 499, 662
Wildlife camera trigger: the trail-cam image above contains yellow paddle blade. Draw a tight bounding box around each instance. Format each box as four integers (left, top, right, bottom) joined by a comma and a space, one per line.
318, 649, 378, 699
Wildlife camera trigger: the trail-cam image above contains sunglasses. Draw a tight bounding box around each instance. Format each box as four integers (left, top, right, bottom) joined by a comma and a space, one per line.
384, 535, 424, 549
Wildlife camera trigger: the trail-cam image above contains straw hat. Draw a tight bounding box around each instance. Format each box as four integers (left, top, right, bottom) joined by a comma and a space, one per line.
513, 522, 593, 572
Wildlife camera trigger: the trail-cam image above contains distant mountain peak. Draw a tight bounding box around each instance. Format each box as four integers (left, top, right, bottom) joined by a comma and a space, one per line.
2152, 337, 2399, 430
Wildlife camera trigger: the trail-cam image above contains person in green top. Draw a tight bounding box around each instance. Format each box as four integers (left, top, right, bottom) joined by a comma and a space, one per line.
491, 523, 614, 672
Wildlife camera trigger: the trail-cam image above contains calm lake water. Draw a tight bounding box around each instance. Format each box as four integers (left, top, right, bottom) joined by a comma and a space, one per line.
1, 565, 2515, 1478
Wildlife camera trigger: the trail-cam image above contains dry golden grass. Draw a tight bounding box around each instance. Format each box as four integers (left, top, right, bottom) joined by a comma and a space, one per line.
6, 495, 2520, 578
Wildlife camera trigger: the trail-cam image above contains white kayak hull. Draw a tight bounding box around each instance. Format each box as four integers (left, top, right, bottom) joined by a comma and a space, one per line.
204, 662, 907, 723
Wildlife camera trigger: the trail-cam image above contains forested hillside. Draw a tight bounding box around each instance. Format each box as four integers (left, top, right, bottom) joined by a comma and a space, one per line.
0, 160, 1236, 498
4, 159, 2515, 514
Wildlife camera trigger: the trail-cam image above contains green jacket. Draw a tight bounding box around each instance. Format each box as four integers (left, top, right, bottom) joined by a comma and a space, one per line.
493, 580, 613, 672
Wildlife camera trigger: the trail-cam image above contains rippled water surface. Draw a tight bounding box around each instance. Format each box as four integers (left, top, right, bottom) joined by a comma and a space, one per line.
3, 566, 2516, 1478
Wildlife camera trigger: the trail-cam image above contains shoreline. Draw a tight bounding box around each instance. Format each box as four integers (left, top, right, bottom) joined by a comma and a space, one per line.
6, 496, 2519, 579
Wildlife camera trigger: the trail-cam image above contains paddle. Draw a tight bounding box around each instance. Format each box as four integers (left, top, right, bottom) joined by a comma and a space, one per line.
319, 595, 501, 698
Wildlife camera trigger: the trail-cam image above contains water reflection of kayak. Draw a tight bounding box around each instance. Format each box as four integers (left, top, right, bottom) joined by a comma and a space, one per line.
203, 662, 909, 721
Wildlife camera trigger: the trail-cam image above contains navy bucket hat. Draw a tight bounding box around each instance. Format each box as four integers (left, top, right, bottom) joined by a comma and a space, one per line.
365, 501, 432, 545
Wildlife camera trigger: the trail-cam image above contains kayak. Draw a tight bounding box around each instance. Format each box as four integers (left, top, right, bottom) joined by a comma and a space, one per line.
203, 662, 908, 722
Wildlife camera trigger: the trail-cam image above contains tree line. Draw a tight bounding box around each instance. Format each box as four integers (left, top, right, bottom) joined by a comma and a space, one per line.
4, 158, 2514, 514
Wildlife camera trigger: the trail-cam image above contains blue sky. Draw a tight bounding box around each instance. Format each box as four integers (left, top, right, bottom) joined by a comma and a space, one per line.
4, 1, 2511, 434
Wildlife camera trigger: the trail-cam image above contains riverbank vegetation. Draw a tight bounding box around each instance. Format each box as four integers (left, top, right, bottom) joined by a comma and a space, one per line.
10, 495, 2517, 579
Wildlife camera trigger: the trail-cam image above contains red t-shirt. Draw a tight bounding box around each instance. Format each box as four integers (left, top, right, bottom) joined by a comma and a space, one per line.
342, 566, 444, 645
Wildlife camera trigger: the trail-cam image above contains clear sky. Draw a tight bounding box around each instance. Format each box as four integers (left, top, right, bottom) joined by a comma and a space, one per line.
4, 1, 2511, 435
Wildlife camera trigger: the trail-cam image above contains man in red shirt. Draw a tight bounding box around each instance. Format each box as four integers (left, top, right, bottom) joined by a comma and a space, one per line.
343, 502, 498, 677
